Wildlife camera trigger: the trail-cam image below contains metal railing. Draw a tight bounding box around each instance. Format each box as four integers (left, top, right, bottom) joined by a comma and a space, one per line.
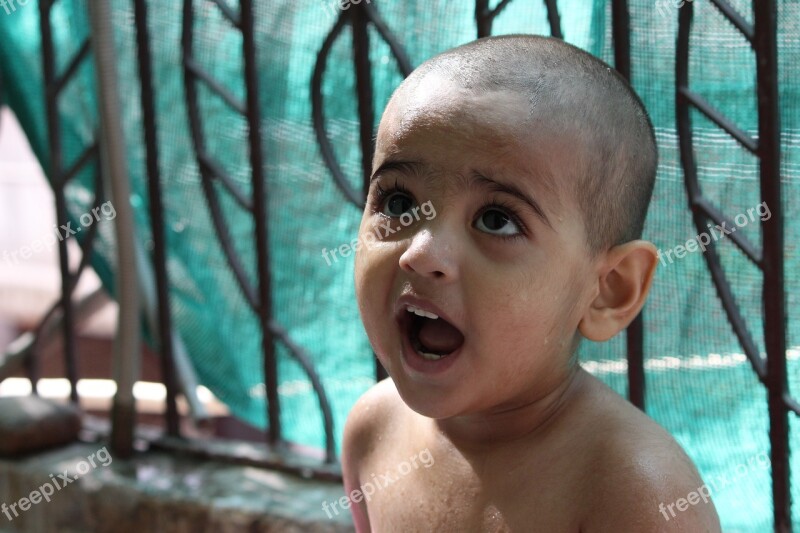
676, 1, 799, 529
1, 2, 793, 528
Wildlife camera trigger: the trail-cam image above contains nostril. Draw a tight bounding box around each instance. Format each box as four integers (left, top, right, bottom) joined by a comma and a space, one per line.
399, 259, 415, 274
398, 232, 455, 280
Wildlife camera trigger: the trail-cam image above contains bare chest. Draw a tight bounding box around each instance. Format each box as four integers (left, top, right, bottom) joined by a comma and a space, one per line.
362, 446, 583, 532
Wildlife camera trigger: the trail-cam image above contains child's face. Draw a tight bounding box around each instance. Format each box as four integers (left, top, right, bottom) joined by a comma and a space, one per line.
355, 75, 599, 419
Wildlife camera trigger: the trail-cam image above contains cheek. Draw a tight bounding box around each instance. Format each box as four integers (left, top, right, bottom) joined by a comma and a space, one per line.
471, 262, 582, 351
354, 257, 389, 356
354, 235, 398, 331
354, 248, 379, 317
354, 221, 380, 290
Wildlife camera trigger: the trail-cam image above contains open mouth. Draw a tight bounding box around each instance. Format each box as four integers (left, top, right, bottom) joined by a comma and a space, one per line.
402, 305, 465, 361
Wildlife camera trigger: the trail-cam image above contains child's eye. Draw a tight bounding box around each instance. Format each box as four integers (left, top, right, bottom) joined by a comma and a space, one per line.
382, 192, 414, 217
474, 206, 525, 238
371, 181, 415, 217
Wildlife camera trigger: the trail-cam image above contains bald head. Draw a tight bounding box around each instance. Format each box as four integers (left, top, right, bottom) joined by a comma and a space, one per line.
389, 35, 657, 253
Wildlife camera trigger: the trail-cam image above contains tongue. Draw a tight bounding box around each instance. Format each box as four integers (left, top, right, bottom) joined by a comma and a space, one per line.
417, 318, 464, 355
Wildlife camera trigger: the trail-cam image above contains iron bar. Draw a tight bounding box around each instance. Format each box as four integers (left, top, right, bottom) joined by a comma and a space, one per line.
133, 0, 181, 437
209, 0, 241, 28
72, 168, 103, 287
52, 38, 91, 97
39, 0, 79, 404
708, 0, 754, 43
0, 288, 107, 383
312, 14, 363, 207
60, 142, 99, 185
349, 4, 390, 384
626, 314, 645, 409
269, 322, 336, 463
612, 0, 630, 80
351, 7, 375, 213
185, 0, 338, 452
476, 0, 561, 39
475, 0, 492, 38
676, 1, 768, 384
362, 4, 413, 76
543, 0, 563, 39
754, 0, 792, 529
197, 168, 259, 306
678, 1, 796, 528
312, 5, 412, 209
493, 0, 514, 18
610, 0, 646, 410
22, 345, 39, 396
240, 0, 282, 446
182, 0, 258, 308
185, 58, 247, 115
197, 151, 254, 211
703, 244, 767, 381
677, 87, 759, 154
690, 196, 762, 264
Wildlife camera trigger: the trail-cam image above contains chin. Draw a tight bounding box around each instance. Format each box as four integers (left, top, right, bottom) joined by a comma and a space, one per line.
390, 373, 472, 419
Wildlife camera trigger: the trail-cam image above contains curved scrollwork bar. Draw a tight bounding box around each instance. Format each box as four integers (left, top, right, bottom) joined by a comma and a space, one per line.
38, 2, 106, 404
676, 1, 797, 529
475, 0, 562, 39
676, 4, 767, 383
312, 5, 413, 208
182, 2, 258, 307
182, 0, 337, 462
311, 15, 360, 206
362, 3, 413, 76
269, 322, 336, 462
16, 155, 103, 395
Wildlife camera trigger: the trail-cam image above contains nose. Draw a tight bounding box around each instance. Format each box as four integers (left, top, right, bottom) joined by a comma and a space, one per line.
398, 227, 458, 280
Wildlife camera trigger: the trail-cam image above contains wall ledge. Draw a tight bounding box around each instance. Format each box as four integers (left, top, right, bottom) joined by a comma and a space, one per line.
0, 442, 355, 532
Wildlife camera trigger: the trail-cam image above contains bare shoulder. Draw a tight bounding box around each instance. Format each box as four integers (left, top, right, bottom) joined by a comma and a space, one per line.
341, 378, 405, 531
578, 376, 722, 532
341, 378, 404, 485
342, 378, 403, 458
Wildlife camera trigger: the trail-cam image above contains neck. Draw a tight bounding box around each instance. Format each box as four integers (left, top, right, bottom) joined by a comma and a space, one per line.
433, 366, 588, 451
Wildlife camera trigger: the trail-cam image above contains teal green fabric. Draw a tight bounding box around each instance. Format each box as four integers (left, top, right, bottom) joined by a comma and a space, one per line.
0, 1, 797, 530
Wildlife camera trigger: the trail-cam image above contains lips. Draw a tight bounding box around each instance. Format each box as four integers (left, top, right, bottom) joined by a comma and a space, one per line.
395, 295, 465, 366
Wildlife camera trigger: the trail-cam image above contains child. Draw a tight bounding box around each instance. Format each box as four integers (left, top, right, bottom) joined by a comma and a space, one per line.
343, 34, 721, 531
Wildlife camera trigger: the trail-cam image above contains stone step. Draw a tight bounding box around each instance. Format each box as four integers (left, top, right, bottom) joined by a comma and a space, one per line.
0, 442, 354, 532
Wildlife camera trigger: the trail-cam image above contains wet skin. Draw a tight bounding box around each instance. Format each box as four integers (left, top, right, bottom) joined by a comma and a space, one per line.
355, 74, 597, 442
346, 74, 721, 532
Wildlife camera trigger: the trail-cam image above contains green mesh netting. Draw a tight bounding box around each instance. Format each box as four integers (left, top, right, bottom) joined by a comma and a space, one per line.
0, 1, 797, 530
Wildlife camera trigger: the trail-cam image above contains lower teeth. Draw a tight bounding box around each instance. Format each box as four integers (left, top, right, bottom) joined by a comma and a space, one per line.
418, 351, 446, 361
410, 327, 450, 361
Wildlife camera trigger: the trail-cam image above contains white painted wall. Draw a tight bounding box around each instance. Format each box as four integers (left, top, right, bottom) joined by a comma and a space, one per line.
0, 106, 107, 346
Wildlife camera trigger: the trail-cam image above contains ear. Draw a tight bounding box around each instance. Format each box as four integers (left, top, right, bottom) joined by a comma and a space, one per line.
578, 240, 658, 342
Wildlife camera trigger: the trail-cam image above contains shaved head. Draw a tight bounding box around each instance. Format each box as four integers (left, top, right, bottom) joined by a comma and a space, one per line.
387, 35, 657, 253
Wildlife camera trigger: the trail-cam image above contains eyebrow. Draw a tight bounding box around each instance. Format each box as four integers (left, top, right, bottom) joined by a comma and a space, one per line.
370, 159, 552, 228
370, 160, 423, 182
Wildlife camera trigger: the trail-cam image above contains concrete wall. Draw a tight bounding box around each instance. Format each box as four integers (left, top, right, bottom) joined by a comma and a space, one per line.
0, 443, 354, 533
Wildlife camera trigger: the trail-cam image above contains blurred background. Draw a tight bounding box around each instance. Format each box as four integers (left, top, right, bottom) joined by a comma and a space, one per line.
0, 1, 798, 531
